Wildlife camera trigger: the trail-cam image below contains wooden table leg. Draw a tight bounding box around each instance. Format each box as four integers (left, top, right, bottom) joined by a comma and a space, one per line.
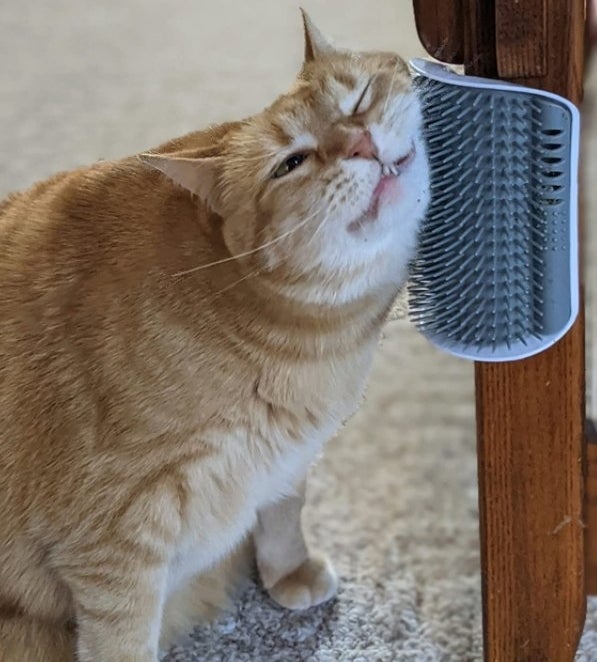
587, 422, 597, 595
476, 325, 586, 661
469, 1, 587, 660
583, 0, 597, 598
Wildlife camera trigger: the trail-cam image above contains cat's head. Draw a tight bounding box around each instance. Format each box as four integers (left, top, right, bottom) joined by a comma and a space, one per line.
142, 11, 430, 305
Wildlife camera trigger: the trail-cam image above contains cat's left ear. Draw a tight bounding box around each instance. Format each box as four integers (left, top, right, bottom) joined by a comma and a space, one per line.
300, 8, 335, 62
139, 151, 224, 209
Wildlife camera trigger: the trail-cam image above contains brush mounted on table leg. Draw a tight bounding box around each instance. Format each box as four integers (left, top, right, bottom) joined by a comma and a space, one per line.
407, 58, 580, 362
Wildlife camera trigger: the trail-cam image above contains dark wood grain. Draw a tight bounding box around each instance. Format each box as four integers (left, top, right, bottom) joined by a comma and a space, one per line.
587, 423, 597, 595
412, 0, 464, 63
495, 0, 547, 78
470, 1, 587, 660
587, 0, 596, 65
463, 0, 498, 78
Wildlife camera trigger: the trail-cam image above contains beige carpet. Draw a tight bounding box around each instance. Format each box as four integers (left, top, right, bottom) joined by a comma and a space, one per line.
0, 1, 595, 660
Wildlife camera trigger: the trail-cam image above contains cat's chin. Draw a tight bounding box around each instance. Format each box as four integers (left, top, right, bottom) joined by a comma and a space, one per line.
346, 175, 402, 234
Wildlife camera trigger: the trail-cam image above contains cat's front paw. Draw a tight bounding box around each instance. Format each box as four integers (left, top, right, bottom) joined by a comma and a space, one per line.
267, 553, 337, 610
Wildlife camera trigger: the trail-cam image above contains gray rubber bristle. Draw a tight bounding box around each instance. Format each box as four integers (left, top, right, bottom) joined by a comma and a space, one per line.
407, 66, 577, 361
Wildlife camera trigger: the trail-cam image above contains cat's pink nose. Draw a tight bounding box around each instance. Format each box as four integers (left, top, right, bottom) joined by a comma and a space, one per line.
346, 131, 377, 161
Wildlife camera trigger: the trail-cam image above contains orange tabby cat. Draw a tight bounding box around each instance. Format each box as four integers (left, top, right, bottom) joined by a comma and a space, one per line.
0, 11, 429, 662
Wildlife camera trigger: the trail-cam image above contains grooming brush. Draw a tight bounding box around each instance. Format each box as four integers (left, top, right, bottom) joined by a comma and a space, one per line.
407, 58, 580, 362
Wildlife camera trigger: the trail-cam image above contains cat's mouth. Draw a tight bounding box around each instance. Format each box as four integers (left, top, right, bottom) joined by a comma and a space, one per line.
371, 143, 416, 208
381, 143, 416, 177
347, 144, 416, 233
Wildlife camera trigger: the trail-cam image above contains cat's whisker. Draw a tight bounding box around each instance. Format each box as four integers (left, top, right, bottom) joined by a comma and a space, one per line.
381, 60, 400, 117
304, 213, 329, 255
171, 201, 326, 278
210, 268, 264, 298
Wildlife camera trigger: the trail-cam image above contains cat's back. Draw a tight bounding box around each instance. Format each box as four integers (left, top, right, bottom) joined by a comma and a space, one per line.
0, 159, 174, 454
0, 156, 190, 339
0, 159, 156, 276
0, 151, 217, 442
0, 169, 76, 279
0, 167, 92, 375
0, 122, 244, 331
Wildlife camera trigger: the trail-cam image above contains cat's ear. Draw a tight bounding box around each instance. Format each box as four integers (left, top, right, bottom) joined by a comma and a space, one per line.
139, 151, 224, 208
300, 9, 334, 62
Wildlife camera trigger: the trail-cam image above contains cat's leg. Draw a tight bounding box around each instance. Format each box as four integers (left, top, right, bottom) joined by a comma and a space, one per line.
61, 560, 168, 662
254, 481, 337, 610
159, 538, 252, 653
54, 477, 186, 661
0, 617, 75, 662
0, 536, 76, 660
62, 559, 168, 662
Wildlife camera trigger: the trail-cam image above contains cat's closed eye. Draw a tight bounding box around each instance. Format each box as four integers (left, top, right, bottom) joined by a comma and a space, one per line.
272, 152, 309, 179
351, 77, 373, 115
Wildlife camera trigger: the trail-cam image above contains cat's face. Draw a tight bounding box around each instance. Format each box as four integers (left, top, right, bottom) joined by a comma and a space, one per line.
144, 14, 430, 304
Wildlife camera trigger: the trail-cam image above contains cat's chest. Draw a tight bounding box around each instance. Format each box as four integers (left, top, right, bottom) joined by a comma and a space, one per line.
167, 409, 337, 593
166, 353, 373, 594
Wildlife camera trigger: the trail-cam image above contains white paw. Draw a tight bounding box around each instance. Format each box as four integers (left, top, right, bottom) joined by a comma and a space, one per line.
267, 554, 338, 610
